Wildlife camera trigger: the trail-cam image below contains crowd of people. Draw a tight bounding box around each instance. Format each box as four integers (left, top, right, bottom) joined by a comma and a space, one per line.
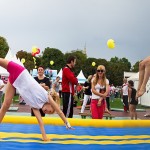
0, 55, 150, 139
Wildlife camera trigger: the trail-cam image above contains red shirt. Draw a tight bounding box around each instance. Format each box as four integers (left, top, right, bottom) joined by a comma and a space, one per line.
62, 65, 78, 95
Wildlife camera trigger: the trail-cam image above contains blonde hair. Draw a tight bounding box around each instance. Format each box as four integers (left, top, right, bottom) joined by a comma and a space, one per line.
93, 65, 107, 86
51, 89, 60, 106
87, 75, 92, 82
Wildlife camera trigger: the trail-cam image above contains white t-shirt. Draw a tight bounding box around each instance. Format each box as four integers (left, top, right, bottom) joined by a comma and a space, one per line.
92, 79, 109, 99
0, 79, 4, 92
13, 70, 49, 109
122, 83, 128, 95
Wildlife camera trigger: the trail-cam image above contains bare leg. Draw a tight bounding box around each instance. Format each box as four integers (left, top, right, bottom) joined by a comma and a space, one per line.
129, 105, 134, 120
133, 106, 137, 120
0, 58, 9, 70
138, 57, 150, 97
0, 81, 15, 123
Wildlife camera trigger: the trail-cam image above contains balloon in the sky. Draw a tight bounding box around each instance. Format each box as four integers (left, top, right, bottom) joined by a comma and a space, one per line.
50, 60, 54, 65
107, 39, 115, 49
31, 46, 40, 56
36, 48, 40, 54
32, 52, 36, 57
92, 62, 96, 66
21, 58, 25, 64
32, 46, 37, 53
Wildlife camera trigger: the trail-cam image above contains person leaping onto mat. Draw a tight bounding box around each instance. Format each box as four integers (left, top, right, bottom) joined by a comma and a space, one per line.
136, 56, 150, 98
0, 58, 73, 141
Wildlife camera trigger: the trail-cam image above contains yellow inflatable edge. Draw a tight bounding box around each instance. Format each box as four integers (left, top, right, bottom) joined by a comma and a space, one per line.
2, 116, 150, 127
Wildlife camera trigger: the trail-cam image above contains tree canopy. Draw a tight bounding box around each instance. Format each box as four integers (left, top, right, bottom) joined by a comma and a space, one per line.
1, 36, 140, 86
0, 36, 9, 58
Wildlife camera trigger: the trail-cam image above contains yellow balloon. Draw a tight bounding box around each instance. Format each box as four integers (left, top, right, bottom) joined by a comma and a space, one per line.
107, 39, 115, 49
92, 62, 96, 66
50, 60, 54, 65
35, 66, 37, 68
32, 46, 37, 53
21, 58, 25, 64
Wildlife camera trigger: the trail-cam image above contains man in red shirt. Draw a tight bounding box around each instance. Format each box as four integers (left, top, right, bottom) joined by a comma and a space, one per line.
62, 56, 78, 118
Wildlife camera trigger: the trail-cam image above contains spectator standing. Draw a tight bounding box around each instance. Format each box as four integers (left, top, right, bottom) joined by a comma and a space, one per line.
121, 78, 129, 112
59, 82, 62, 98
76, 83, 83, 99
62, 56, 78, 118
80, 75, 92, 113
128, 80, 138, 120
106, 85, 111, 110
91, 65, 109, 119
52, 76, 60, 94
110, 84, 115, 102
0, 75, 5, 108
31, 66, 50, 117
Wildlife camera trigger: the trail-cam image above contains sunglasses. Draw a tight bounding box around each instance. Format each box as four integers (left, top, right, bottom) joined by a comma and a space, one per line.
97, 69, 105, 73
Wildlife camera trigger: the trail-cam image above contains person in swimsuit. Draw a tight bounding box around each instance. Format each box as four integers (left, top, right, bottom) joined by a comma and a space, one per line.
128, 80, 138, 120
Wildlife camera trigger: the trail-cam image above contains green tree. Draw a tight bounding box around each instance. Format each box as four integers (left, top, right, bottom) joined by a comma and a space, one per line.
41, 47, 65, 71
0, 36, 9, 58
131, 61, 140, 72
107, 57, 131, 86
64, 50, 87, 76
82, 57, 97, 77
16, 50, 35, 71
82, 58, 108, 78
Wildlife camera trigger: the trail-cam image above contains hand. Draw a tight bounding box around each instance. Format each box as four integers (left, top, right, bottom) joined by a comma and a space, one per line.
40, 83, 46, 87
42, 137, 50, 141
65, 122, 75, 130
97, 99, 102, 106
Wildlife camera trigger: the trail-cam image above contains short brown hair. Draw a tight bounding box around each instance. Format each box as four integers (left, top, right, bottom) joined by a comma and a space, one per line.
66, 56, 76, 64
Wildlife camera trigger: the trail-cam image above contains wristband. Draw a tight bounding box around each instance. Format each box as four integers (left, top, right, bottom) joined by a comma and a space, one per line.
65, 122, 71, 128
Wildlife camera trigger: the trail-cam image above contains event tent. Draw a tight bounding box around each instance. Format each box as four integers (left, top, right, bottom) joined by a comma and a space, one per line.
0, 49, 23, 76
57, 68, 62, 82
77, 70, 86, 84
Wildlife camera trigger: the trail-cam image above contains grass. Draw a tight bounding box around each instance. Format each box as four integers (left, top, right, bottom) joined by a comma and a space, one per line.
75, 97, 146, 109
109, 98, 144, 109
1, 94, 147, 110
1, 94, 19, 104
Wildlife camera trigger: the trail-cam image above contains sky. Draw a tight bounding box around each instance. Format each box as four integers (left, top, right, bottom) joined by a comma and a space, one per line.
0, 0, 150, 66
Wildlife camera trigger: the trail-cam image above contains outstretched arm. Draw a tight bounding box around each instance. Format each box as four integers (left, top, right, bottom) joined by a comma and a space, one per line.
48, 94, 73, 129
32, 108, 49, 141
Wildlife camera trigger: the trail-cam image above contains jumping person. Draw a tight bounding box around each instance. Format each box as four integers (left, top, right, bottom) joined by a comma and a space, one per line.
136, 56, 150, 97
0, 58, 73, 141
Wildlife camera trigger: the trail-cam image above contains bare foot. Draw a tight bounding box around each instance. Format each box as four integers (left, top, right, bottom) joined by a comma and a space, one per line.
137, 88, 146, 97
105, 108, 111, 115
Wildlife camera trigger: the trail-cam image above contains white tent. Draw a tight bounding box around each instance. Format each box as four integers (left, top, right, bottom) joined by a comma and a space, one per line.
0, 50, 13, 76
127, 72, 139, 81
128, 72, 150, 106
0, 49, 24, 76
77, 70, 86, 84
57, 68, 62, 82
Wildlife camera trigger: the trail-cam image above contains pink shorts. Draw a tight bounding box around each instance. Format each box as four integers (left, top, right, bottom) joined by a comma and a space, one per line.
7, 61, 25, 84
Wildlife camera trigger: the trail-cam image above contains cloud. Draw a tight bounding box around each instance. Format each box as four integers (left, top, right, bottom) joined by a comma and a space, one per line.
0, 0, 150, 65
